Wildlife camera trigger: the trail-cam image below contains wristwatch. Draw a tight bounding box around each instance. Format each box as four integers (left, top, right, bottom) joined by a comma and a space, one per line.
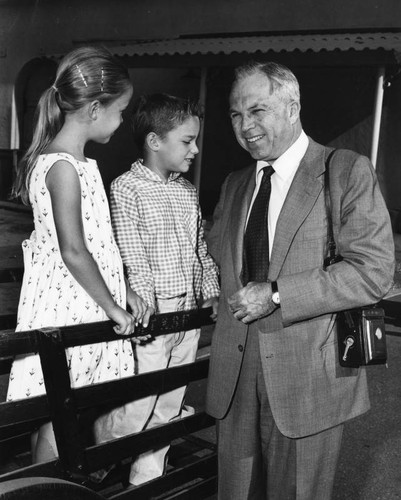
271, 281, 280, 307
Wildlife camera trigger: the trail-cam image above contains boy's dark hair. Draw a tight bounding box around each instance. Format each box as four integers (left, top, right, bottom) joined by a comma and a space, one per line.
132, 93, 202, 155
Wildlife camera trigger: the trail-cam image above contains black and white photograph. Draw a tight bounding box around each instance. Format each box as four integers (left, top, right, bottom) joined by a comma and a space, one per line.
0, 2, 401, 499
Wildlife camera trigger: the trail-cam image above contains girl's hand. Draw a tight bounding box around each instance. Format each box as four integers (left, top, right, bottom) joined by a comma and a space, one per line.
108, 304, 136, 336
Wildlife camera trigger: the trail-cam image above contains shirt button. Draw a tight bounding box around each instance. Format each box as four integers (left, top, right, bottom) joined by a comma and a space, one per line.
238, 345, 244, 352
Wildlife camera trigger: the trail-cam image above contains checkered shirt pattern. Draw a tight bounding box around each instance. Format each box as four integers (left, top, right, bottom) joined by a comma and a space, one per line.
110, 160, 220, 310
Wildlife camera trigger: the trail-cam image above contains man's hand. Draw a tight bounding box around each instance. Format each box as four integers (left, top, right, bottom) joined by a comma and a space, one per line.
202, 296, 219, 321
228, 281, 276, 324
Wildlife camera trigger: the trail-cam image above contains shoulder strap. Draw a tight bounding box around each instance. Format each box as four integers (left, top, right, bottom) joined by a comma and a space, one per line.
324, 149, 342, 268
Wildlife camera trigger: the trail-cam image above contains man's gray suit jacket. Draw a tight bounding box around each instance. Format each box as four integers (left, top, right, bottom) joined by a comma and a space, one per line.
206, 138, 395, 438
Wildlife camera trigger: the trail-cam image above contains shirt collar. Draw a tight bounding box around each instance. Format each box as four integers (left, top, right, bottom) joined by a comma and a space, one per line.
131, 159, 181, 183
255, 130, 309, 182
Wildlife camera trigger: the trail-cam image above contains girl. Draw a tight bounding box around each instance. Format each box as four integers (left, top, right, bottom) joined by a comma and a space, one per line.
8, 46, 151, 463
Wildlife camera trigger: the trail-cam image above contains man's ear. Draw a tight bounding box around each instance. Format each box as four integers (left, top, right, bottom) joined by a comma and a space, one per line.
146, 132, 160, 152
88, 100, 100, 120
288, 100, 301, 124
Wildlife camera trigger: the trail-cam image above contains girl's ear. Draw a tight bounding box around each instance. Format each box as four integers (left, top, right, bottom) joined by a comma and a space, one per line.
146, 132, 160, 152
88, 100, 100, 120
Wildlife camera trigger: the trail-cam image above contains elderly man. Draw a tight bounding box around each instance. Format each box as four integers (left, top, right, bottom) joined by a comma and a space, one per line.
206, 61, 394, 499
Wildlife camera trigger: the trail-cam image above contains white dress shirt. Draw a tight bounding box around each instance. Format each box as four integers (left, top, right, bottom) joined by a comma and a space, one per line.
247, 130, 309, 257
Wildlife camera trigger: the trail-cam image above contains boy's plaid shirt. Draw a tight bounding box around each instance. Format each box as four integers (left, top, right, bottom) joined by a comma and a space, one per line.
110, 160, 220, 310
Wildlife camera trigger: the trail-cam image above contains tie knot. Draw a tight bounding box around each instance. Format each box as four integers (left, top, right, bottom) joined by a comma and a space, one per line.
261, 165, 275, 181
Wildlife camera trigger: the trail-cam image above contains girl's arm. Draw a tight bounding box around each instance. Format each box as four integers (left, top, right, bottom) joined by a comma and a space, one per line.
46, 159, 135, 336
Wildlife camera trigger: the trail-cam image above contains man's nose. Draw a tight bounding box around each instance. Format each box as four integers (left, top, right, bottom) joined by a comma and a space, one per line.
240, 114, 255, 133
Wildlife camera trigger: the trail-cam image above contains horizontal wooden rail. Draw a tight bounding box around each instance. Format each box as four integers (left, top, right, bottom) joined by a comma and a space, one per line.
0, 412, 215, 484
0, 307, 215, 357
0, 358, 209, 433
0, 462, 68, 486
0, 395, 49, 434
111, 454, 217, 500
85, 412, 215, 473
74, 357, 209, 410
0, 306, 217, 498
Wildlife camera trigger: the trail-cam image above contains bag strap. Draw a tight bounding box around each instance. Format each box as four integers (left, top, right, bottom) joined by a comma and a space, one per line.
324, 149, 338, 265
324, 150, 357, 328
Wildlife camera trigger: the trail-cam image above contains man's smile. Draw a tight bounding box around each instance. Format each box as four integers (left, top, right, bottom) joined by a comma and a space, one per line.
246, 135, 264, 143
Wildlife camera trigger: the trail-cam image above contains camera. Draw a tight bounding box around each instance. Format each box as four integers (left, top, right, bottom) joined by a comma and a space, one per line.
337, 306, 387, 368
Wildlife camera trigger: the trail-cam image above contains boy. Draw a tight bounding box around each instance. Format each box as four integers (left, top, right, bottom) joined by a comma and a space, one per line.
110, 93, 219, 485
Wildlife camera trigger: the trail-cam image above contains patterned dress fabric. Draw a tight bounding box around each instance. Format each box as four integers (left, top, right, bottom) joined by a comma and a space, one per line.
7, 153, 134, 401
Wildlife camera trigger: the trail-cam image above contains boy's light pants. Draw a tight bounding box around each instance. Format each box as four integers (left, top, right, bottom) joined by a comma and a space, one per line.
95, 295, 200, 485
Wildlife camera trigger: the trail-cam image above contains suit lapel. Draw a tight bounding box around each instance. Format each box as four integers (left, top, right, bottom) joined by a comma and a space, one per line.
230, 165, 256, 282
269, 140, 326, 279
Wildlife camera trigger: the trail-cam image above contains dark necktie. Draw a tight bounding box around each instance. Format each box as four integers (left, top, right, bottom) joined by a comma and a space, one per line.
243, 165, 275, 283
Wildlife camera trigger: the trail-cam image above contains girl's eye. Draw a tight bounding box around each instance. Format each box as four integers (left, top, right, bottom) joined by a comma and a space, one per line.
183, 141, 190, 145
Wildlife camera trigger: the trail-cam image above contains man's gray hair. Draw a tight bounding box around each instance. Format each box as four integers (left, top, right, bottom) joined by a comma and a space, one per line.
233, 61, 300, 104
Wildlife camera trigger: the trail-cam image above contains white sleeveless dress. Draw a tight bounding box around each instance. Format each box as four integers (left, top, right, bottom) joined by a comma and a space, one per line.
7, 153, 134, 401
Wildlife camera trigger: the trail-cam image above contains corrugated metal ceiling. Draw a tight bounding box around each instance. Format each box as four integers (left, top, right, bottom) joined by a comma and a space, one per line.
109, 32, 401, 57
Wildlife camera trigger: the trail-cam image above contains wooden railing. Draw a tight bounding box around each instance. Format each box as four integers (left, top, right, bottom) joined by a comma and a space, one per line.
0, 304, 217, 499
1, 256, 400, 499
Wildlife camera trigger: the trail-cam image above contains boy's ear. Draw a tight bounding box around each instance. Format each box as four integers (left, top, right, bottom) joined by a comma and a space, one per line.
88, 100, 100, 120
146, 132, 160, 152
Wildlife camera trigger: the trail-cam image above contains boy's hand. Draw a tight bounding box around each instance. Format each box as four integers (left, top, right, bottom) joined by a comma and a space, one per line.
141, 305, 155, 329
126, 287, 147, 324
132, 304, 155, 345
126, 288, 153, 343
202, 296, 219, 321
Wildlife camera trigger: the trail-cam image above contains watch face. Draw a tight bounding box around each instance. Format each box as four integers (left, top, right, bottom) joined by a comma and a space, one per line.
272, 292, 280, 305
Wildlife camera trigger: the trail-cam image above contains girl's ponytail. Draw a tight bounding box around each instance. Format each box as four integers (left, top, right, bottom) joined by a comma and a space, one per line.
12, 45, 131, 205
12, 86, 63, 205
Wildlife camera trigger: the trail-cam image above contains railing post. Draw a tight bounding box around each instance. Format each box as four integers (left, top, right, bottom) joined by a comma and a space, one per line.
36, 327, 88, 479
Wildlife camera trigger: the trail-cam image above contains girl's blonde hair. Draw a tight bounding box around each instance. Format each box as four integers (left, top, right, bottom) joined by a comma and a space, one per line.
13, 46, 132, 204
